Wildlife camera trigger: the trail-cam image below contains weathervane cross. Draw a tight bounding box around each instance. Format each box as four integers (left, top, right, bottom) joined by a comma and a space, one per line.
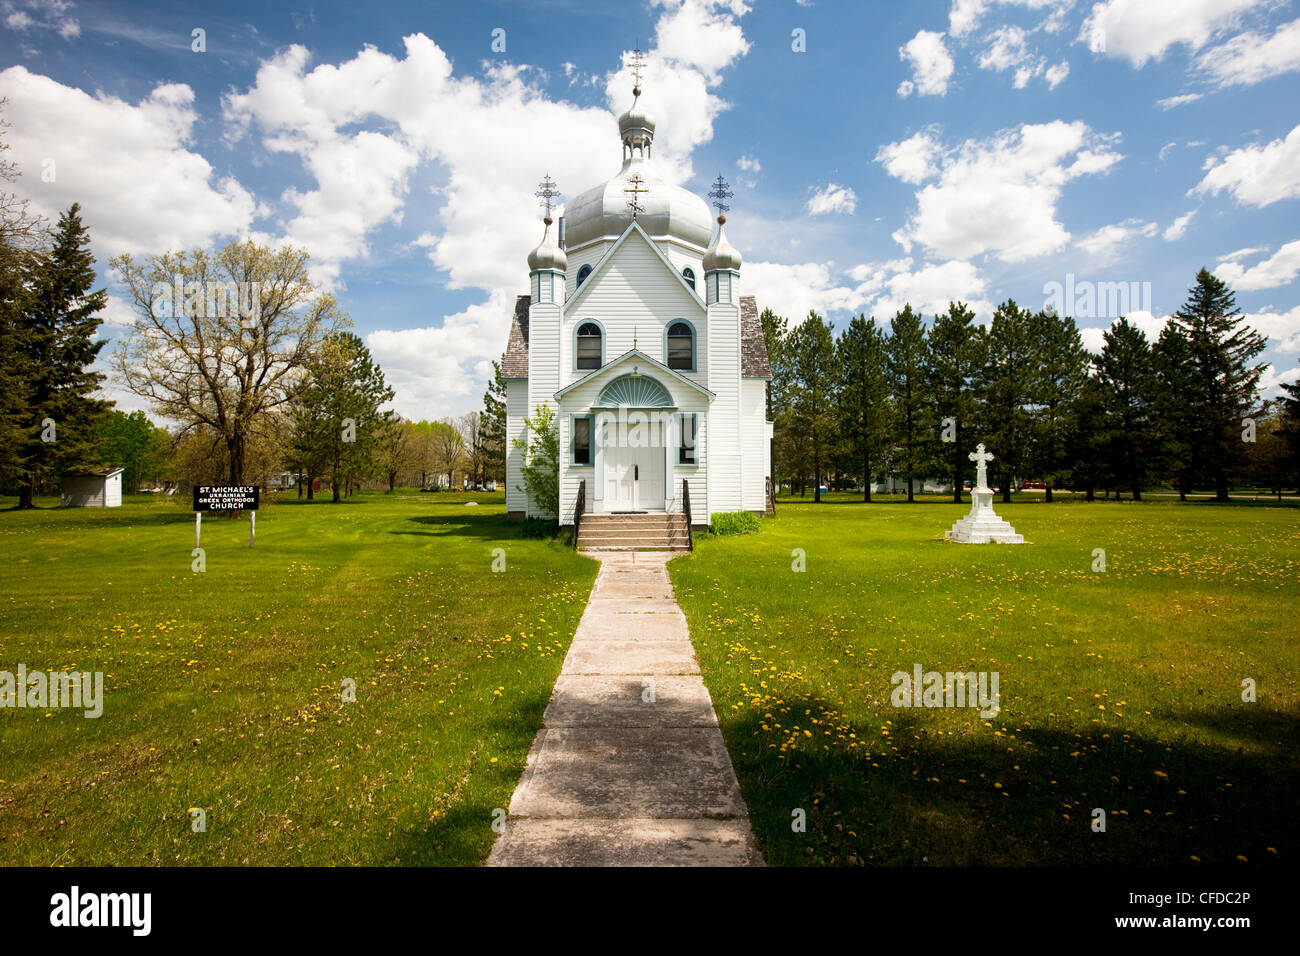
629, 47, 646, 94
535, 173, 561, 219
708, 174, 733, 216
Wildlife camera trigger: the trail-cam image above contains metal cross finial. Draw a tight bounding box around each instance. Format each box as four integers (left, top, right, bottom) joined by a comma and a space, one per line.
629, 47, 646, 96
625, 173, 648, 218
708, 174, 734, 216
535, 173, 561, 219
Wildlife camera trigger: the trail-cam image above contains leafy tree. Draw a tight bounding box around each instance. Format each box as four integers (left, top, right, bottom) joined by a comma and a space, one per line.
885, 304, 931, 503
287, 331, 394, 503
1095, 317, 1159, 500
481, 358, 508, 483
1032, 310, 1090, 501
1168, 268, 1267, 501
430, 419, 466, 489
96, 409, 170, 491
927, 301, 985, 502
13, 203, 109, 507
787, 311, 839, 502
112, 240, 344, 486
980, 300, 1038, 503
513, 403, 559, 519
836, 314, 890, 501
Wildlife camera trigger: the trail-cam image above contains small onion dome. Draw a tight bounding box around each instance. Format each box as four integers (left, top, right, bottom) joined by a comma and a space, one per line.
702, 214, 741, 272
527, 216, 567, 272
618, 96, 656, 151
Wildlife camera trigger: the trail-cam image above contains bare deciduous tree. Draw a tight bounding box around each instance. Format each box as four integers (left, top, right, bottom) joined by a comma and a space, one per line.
111, 240, 345, 485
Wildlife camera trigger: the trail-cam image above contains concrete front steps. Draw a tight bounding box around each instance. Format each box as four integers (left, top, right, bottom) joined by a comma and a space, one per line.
577, 511, 690, 551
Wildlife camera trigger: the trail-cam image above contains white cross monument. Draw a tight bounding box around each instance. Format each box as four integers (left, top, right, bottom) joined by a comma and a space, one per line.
945, 443, 1025, 544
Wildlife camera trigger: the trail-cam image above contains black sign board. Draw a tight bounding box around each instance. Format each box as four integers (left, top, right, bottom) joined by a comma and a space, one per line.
193, 485, 259, 511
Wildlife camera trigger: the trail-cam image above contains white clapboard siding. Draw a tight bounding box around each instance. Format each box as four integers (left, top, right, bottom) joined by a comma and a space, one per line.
560, 230, 707, 385
505, 379, 529, 514
740, 379, 769, 512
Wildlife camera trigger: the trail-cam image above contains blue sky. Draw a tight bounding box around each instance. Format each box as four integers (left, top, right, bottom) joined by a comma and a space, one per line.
2, 0, 1298, 420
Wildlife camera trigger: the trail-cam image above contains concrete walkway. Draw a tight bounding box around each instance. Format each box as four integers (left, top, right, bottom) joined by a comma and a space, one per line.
487, 552, 763, 866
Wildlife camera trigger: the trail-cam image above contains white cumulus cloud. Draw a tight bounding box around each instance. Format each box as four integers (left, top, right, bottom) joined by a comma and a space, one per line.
1195, 17, 1300, 87
1215, 241, 1300, 290
1193, 123, 1300, 207
805, 183, 858, 215
898, 30, 955, 97
1082, 0, 1266, 67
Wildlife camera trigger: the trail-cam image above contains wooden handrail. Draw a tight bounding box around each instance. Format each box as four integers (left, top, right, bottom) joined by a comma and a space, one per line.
574, 479, 585, 549
682, 478, 693, 552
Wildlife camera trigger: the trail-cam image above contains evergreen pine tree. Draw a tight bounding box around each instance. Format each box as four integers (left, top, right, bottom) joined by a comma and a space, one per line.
836, 314, 889, 501
787, 310, 838, 502
885, 304, 931, 503
1169, 268, 1267, 501
1095, 317, 1159, 500
1032, 310, 1090, 502
15, 203, 108, 508
481, 357, 508, 483
979, 300, 1037, 504
927, 301, 985, 503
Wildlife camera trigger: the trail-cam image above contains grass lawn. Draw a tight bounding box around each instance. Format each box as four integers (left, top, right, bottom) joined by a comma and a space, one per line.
671, 493, 1299, 866
0, 490, 596, 865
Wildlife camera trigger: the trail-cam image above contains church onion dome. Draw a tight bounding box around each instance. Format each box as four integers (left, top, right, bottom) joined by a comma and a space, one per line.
618, 99, 656, 152
527, 216, 567, 272
563, 70, 712, 251
565, 162, 713, 250
702, 214, 742, 272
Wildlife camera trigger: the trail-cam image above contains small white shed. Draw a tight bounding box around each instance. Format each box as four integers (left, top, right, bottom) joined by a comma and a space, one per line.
61, 468, 124, 508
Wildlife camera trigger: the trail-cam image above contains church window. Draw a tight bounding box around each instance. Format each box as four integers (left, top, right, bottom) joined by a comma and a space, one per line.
576, 264, 592, 287
678, 413, 698, 465
572, 415, 593, 465
666, 321, 694, 371
682, 267, 696, 290
576, 322, 603, 370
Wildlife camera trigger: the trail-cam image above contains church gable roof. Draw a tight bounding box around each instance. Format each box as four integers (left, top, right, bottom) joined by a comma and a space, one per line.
502, 294, 530, 379
564, 220, 704, 315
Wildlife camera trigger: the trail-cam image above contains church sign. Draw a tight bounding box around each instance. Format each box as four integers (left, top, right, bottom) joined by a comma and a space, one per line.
192, 486, 260, 549
193, 485, 259, 511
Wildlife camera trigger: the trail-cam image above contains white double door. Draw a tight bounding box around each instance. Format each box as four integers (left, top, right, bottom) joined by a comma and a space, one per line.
602, 419, 666, 511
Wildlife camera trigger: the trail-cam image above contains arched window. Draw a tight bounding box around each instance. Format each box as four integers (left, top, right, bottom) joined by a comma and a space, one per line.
576, 322, 602, 370
576, 264, 592, 287
666, 321, 694, 371
682, 266, 696, 290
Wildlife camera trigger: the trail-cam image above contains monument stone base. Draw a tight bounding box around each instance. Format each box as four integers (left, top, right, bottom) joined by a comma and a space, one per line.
946, 489, 1025, 544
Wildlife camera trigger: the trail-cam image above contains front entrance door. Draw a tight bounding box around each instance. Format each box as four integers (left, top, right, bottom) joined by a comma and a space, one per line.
602, 418, 665, 511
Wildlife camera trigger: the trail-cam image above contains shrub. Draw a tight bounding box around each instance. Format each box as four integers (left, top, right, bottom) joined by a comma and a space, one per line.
709, 510, 761, 536
517, 517, 561, 539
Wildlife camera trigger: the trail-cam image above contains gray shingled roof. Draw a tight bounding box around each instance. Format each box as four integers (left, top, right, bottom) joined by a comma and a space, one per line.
739, 295, 772, 379
501, 294, 530, 378
499, 292, 772, 381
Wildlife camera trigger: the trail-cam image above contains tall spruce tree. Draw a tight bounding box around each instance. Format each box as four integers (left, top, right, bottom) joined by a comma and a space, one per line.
760, 307, 792, 490
1280, 363, 1300, 491
927, 301, 984, 502
481, 357, 508, 483
836, 314, 890, 501
885, 304, 931, 502
1153, 323, 1198, 499
1169, 268, 1267, 501
980, 299, 1038, 504
15, 203, 108, 508
787, 310, 838, 502
1032, 310, 1090, 502
1095, 317, 1159, 500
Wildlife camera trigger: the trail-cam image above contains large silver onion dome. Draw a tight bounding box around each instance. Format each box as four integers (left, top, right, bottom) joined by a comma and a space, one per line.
527, 216, 567, 271
564, 157, 713, 249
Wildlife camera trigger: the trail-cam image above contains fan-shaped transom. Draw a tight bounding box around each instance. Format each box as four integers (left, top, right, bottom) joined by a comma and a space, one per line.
596, 373, 674, 408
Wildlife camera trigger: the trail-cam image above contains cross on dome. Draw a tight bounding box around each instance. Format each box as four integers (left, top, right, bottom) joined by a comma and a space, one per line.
624, 173, 648, 218
535, 173, 560, 222
708, 174, 733, 219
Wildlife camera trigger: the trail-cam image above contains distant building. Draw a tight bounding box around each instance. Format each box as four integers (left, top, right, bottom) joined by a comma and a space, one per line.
61, 468, 124, 508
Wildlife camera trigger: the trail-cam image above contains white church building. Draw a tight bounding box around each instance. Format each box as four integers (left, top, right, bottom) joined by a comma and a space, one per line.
502, 69, 772, 528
